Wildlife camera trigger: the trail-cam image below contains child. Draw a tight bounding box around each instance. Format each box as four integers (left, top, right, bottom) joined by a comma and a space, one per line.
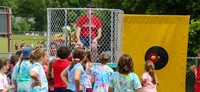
48, 59, 55, 92
49, 43, 57, 61
61, 47, 87, 92
141, 60, 158, 92
85, 49, 93, 92
52, 46, 71, 92
29, 48, 49, 92
191, 48, 200, 92
91, 52, 114, 92
11, 47, 33, 92
8, 55, 19, 84
9, 55, 19, 71
109, 54, 142, 92
0, 58, 11, 92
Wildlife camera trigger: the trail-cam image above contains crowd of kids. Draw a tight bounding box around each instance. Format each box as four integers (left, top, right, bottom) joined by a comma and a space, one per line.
0, 44, 160, 92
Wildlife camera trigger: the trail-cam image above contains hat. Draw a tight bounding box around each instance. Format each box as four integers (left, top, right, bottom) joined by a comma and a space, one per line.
22, 47, 33, 58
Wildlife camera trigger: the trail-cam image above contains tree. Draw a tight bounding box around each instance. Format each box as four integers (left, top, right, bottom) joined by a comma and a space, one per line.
17, 0, 46, 31
0, 0, 18, 15
188, 19, 200, 56
18, 19, 31, 32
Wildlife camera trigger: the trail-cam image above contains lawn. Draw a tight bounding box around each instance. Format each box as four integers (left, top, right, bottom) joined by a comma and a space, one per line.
0, 35, 47, 58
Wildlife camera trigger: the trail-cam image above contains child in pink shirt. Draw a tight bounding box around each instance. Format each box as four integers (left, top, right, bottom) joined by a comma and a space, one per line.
0, 58, 11, 91
141, 60, 159, 92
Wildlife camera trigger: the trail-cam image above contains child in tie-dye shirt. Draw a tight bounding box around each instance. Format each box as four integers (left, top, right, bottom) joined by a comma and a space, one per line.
12, 47, 33, 92
109, 54, 142, 92
91, 52, 114, 92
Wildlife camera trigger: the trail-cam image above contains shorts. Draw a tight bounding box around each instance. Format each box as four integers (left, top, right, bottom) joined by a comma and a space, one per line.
86, 88, 92, 92
80, 36, 94, 47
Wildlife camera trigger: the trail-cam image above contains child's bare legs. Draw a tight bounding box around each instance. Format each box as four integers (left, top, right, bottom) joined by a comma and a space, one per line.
91, 43, 98, 63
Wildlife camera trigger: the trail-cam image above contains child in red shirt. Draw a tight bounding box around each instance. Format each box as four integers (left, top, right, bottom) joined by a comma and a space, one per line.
52, 46, 71, 92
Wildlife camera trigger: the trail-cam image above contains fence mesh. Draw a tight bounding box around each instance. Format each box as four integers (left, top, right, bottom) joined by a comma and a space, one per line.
186, 57, 198, 92
47, 8, 124, 63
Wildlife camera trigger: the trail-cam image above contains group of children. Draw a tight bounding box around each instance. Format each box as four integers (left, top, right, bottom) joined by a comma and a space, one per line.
0, 47, 49, 92
0, 45, 159, 92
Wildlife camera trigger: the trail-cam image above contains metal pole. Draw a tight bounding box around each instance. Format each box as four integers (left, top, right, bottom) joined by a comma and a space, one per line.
7, 7, 12, 52
47, 9, 51, 55
111, 11, 114, 63
89, 8, 92, 50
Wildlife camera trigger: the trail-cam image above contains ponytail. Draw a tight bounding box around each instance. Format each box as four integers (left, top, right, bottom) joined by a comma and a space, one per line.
69, 58, 80, 71
69, 57, 87, 71
30, 51, 36, 63
69, 47, 86, 71
145, 61, 157, 85
18, 58, 23, 73
29, 48, 46, 64
148, 69, 156, 84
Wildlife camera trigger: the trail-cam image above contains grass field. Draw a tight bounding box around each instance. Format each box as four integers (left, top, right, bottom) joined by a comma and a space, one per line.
0, 35, 46, 58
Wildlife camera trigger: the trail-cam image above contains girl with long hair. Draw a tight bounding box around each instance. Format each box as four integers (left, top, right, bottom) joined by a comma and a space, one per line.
11, 47, 33, 92
29, 48, 49, 92
61, 47, 87, 92
141, 60, 158, 92
85, 49, 93, 92
109, 54, 142, 92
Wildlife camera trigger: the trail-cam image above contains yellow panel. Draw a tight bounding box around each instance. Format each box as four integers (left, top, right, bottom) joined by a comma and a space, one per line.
123, 15, 190, 92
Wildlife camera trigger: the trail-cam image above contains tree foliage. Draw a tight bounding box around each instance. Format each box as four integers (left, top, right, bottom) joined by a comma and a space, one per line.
188, 19, 200, 56
16, 0, 46, 31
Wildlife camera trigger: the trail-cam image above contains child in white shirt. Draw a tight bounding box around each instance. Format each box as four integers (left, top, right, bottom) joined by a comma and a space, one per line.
0, 58, 11, 92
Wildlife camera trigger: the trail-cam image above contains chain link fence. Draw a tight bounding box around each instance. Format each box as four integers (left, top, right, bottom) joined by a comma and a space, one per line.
186, 57, 198, 92
47, 8, 124, 63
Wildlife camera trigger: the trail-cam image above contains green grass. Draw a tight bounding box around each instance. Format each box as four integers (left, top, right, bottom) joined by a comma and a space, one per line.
0, 35, 46, 58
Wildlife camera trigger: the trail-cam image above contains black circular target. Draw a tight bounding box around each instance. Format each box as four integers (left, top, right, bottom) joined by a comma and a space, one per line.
145, 46, 168, 70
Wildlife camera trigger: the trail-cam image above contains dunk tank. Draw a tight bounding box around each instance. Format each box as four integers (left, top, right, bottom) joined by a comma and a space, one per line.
47, 8, 124, 68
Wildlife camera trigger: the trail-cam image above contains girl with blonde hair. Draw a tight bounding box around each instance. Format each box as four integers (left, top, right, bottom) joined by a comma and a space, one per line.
29, 48, 49, 92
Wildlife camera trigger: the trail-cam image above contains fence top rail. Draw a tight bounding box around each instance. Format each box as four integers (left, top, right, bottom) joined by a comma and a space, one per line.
187, 57, 198, 59
47, 8, 124, 12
